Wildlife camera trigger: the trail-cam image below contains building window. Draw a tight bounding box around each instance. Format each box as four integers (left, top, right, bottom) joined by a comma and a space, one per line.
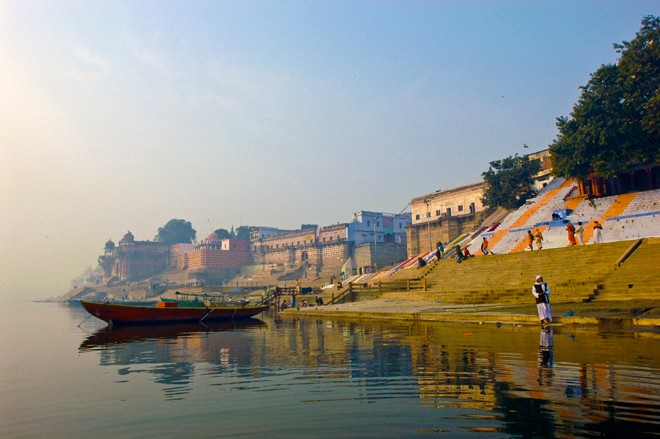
426, 212, 431, 218
435, 210, 441, 216
458, 205, 464, 212
415, 214, 420, 220
469, 202, 476, 213
446, 207, 452, 217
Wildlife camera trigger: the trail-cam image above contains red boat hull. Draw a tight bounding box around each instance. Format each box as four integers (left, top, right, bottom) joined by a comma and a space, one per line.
80, 300, 268, 326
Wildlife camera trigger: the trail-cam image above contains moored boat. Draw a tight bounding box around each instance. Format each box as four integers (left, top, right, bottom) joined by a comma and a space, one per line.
80, 299, 268, 326
160, 291, 251, 307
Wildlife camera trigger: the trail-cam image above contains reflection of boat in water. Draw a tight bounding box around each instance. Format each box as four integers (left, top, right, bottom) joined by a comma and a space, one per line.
79, 319, 266, 351
80, 298, 268, 326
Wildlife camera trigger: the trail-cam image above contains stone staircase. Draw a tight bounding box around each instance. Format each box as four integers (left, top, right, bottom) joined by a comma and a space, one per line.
382, 240, 640, 305
589, 237, 660, 301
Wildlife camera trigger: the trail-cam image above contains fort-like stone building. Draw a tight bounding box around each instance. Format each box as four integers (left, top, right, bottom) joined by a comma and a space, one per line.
96, 211, 411, 287
98, 232, 169, 284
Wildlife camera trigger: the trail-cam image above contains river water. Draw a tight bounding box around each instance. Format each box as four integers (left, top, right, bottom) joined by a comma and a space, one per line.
1, 301, 658, 438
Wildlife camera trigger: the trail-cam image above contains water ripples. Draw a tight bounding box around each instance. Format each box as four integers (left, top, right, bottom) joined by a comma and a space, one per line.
67, 310, 660, 437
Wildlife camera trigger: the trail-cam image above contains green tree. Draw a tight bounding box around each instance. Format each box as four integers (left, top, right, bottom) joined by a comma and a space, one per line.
550, 16, 659, 180
615, 15, 660, 141
481, 154, 541, 210
235, 226, 251, 240
213, 228, 230, 239
155, 219, 196, 244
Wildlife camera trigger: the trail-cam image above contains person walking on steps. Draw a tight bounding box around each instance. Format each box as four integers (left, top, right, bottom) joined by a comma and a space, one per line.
480, 236, 492, 255
532, 274, 552, 325
534, 229, 544, 250
593, 221, 603, 243
576, 222, 584, 245
435, 241, 444, 260
566, 221, 577, 246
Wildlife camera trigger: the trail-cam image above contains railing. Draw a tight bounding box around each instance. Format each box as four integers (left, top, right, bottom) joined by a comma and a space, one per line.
327, 278, 427, 305
327, 287, 355, 305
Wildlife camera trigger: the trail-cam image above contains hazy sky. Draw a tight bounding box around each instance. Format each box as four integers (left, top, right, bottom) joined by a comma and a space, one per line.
1, 1, 657, 300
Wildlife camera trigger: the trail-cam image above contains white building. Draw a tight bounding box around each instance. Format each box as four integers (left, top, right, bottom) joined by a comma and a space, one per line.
347, 210, 410, 245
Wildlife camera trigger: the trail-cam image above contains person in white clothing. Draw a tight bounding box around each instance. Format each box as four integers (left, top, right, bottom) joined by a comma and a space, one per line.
593, 221, 603, 243
576, 222, 585, 245
532, 275, 552, 324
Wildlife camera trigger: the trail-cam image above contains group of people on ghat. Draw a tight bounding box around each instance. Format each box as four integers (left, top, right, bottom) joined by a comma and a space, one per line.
526, 219, 604, 250
274, 279, 324, 311
424, 236, 494, 266
421, 223, 598, 327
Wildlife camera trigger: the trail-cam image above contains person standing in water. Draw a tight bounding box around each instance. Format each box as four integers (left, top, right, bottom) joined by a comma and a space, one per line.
532, 274, 552, 324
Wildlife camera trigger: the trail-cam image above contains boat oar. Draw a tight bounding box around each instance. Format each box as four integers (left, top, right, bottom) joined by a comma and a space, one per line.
77, 313, 94, 327
199, 307, 215, 323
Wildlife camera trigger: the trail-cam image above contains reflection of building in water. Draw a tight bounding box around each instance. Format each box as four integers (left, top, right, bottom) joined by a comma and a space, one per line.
83, 315, 660, 434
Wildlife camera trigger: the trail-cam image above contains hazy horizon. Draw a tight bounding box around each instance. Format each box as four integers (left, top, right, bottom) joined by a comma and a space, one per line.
1, 1, 657, 300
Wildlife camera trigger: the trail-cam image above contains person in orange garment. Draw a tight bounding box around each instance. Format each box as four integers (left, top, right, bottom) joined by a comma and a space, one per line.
566, 221, 577, 246
480, 236, 491, 255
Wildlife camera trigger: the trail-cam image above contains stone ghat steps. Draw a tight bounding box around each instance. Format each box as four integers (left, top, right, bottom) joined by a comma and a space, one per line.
427, 242, 629, 285
380, 240, 644, 305
590, 237, 660, 301
382, 283, 600, 305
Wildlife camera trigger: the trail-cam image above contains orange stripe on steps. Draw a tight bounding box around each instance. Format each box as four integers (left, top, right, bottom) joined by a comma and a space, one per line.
487, 179, 574, 250
583, 192, 638, 243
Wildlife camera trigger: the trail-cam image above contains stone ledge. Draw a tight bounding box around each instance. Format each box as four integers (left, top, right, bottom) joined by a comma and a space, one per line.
283, 307, 660, 327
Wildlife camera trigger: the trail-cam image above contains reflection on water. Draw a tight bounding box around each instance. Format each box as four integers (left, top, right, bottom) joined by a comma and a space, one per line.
73, 309, 660, 437
2, 303, 659, 438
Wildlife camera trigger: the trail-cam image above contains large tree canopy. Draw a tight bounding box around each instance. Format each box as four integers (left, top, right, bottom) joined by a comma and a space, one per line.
155, 219, 196, 244
213, 228, 230, 239
550, 16, 659, 180
481, 154, 541, 210
235, 226, 251, 240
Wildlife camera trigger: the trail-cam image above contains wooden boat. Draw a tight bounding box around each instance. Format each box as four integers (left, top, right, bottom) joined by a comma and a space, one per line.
160, 291, 250, 307
80, 299, 268, 326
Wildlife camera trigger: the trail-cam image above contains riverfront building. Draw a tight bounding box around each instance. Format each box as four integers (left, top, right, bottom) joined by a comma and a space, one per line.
98, 232, 169, 285
249, 210, 410, 278
407, 182, 489, 255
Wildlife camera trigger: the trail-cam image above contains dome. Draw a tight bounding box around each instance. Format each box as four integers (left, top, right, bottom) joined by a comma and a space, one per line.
207, 232, 220, 243
104, 239, 115, 250
119, 231, 135, 244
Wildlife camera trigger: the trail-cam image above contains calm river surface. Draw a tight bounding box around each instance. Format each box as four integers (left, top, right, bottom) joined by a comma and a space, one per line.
1, 301, 659, 438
